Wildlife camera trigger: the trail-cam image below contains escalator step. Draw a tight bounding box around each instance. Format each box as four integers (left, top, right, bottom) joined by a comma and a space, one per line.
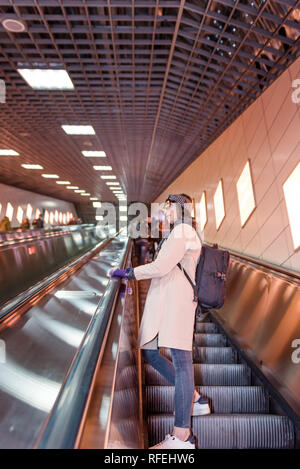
147, 414, 294, 449
195, 322, 219, 333
145, 364, 251, 386
145, 385, 269, 414
194, 333, 227, 347
160, 346, 238, 364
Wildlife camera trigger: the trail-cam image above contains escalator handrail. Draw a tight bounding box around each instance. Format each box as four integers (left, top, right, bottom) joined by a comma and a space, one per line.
0, 233, 112, 322
0, 224, 95, 248
206, 241, 300, 282
35, 235, 131, 449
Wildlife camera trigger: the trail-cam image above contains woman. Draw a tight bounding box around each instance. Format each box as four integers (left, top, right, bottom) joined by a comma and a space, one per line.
110, 194, 210, 449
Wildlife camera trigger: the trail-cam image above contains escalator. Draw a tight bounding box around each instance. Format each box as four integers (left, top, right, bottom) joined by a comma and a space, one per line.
0, 235, 299, 449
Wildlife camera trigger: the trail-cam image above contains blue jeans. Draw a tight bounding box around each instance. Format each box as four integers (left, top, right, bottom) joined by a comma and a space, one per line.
142, 348, 194, 428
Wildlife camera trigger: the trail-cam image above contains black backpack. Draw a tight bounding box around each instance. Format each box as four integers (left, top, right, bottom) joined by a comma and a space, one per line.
177, 243, 230, 309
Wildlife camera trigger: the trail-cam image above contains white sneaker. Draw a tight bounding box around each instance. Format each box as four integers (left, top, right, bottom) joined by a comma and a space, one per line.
149, 434, 195, 449
192, 396, 211, 416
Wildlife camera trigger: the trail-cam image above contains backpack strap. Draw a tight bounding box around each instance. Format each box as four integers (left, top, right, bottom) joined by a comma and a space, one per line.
177, 262, 198, 302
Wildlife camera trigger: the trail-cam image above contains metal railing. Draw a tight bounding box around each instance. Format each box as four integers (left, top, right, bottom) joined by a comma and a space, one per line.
35, 235, 131, 449
0, 235, 113, 325
206, 241, 300, 282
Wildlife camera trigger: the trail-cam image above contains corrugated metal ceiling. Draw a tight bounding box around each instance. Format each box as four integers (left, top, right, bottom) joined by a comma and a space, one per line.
0, 0, 299, 204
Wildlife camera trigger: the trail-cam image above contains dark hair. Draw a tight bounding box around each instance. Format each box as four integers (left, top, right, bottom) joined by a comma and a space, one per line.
180, 193, 192, 203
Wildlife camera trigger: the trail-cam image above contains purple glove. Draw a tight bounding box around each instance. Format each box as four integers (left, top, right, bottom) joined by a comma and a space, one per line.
109, 267, 132, 279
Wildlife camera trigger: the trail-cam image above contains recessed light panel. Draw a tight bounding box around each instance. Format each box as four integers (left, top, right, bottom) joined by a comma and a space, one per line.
18, 69, 74, 90
82, 150, 106, 157
56, 181, 71, 185
62, 125, 95, 135
93, 166, 112, 171
42, 174, 59, 179
236, 160, 256, 227
21, 164, 43, 170
283, 161, 300, 250
214, 180, 225, 230
101, 175, 116, 180
0, 149, 19, 156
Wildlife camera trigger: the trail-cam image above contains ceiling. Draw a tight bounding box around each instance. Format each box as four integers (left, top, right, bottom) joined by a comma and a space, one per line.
0, 0, 300, 206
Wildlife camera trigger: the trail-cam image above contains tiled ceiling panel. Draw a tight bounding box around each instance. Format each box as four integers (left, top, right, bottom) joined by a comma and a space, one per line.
0, 0, 299, 204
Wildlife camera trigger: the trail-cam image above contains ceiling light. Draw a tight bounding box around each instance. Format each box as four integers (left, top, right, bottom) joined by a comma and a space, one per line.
18, 69, 74, 90
1, 17, 27, 33
93, 165, 112, 171
101, 175, 116, 180
62, 125, 95, 135
90, 198, 99, 201
81, 150, 106, 157
66, 186, 79, 189
81, 193, 91, 196
106, 182, 120, 186
74, 190, 86, 193
56, 181, 71, 185
93, 202, 102, 208
21, 164, 43, 170
42, 174, 59, 179
0, 149, 19, 156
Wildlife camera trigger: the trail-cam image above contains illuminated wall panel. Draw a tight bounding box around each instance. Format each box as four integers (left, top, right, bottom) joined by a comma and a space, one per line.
16, 206, 23, 224
214, 180, 225, 230
199, 191, 207, 232
283, 161, 300, 250
26, 203, 33, 220
6, 202, 14, 220
236, 160, 256, 227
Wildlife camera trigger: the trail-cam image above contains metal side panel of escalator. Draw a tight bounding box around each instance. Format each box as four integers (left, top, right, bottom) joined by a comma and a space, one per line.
137, 249, 300, 450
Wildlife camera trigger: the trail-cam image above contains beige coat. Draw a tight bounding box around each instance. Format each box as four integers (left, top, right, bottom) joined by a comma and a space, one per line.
134, 223, 202, 351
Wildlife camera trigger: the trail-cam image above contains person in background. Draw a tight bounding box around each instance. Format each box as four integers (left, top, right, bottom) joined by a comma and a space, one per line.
35, 214, 44, 229
0, 216, 12, 232
20, 218, 30, 230
110, 193, 211, 449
